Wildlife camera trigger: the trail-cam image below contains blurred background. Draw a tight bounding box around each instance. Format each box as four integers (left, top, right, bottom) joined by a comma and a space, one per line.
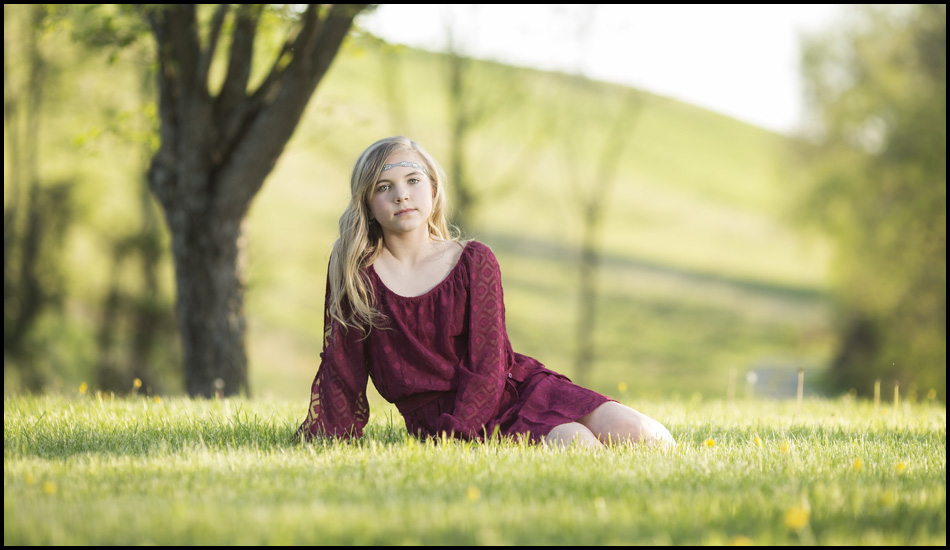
3, 4, 945, 404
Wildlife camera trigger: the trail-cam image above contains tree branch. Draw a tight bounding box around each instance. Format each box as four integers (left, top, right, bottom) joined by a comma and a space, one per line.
214, 4, 261, 164
142, 5, 180, 208
196, 3, 230, 91
212, 4, 369, 220
217, 4, 258, 112
165, 4, 202, 98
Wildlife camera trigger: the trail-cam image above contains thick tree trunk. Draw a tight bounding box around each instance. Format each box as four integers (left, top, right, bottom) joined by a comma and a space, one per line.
144, 4, 368, 397
150, 141, 251, 397
170, 213, 248, 397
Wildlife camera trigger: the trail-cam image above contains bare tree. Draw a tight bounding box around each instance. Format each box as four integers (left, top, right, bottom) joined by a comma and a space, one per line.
370, 6, 550, 234
440, 6, 548, 233
142, 4, 370, 397
567, 90, 642, 387
557, 6, 644, 387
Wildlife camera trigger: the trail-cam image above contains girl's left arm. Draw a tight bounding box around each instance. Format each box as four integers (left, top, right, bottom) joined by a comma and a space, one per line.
434, 244, 511, 439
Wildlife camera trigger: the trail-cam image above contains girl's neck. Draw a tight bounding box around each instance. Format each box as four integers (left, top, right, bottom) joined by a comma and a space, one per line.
372, 233, 463, 298
380, 230, 437, 267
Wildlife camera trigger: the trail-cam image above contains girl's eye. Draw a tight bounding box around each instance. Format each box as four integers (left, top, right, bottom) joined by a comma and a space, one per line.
408, 178, 420, 185
376, 184, 390, 193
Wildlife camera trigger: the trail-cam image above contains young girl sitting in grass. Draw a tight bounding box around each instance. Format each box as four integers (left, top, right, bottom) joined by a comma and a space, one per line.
295, 136, 675, 449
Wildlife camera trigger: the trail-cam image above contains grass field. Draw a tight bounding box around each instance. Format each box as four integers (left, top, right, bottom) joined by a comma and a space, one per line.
6, 14, 943, 546
4, 393, 945, 545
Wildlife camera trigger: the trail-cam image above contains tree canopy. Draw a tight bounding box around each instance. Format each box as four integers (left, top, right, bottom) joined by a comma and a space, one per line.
797, 4, 946, 399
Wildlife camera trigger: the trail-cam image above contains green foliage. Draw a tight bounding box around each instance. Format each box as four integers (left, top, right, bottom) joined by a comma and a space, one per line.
4, 4, 180, 395
4, 5, 79, 390
796, 4, 946, 399
4, 394, 946, 545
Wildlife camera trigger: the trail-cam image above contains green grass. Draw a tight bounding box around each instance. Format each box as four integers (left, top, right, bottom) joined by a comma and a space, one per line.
4, 394, 945, 545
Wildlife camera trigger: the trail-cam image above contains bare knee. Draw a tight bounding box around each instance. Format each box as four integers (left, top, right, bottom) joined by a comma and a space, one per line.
544, 422, 603, 449
579, 402, 676, 448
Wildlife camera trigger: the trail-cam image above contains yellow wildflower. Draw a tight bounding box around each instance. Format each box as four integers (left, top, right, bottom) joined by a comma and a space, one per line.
133, 378, 142, 389
617, 382, 627, 393
896, 461, 906, 473
79, 382, 88, 395
753, 436, 763, 448
852, 458, 863, 471
729, 535, 753, 546
705, 438, 716, 448
781, 440, 790, 454
784, 506, 809, 530
42, 481, 56, 495
466, 486, 480, 502
154, 396, 162, 404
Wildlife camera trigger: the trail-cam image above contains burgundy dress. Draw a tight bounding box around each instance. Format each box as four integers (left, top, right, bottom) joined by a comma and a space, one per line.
295, 240, 612, 444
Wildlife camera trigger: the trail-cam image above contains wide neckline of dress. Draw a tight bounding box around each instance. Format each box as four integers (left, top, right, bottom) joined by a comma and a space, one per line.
368, 240, 473, 301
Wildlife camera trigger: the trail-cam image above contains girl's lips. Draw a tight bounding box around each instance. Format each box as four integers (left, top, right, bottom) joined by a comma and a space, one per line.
395, 208, 415, 216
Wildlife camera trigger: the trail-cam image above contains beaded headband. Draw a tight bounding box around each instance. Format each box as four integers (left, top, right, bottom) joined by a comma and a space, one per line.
381, 160, 428, 175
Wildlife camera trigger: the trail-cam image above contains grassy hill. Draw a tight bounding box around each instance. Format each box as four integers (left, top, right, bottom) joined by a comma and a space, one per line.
243, 37, 835, 402
4, 25, 836, 402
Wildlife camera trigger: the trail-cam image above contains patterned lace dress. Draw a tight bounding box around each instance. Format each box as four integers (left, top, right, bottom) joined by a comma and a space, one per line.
295, 240, 612, 443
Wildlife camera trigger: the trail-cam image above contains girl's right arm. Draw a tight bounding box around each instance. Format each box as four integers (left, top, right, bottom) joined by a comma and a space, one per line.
294, 259, 371, 441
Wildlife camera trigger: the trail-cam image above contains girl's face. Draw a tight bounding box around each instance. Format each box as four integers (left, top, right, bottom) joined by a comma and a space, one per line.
367, 150, 434, 238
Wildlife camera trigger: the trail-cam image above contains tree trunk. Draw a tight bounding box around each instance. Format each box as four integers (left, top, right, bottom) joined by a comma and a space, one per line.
447, 51, 474, 232
169, 213, 248, 397
574, 205, 600, 388
567, 86, 642, 387
144, 4, 368, 397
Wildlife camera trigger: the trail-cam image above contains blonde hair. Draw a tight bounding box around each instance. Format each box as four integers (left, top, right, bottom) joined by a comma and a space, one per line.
329, 136, 456, 333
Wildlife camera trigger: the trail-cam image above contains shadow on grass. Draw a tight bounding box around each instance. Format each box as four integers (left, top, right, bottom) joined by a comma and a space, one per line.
481, 231, 830, 304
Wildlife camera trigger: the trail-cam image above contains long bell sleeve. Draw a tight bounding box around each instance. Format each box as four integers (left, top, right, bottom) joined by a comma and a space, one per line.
433, 243, 511, 440
294, 269, 370, 441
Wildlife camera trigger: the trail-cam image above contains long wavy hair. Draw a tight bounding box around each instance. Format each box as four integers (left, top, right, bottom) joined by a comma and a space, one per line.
328, 136, 456, 333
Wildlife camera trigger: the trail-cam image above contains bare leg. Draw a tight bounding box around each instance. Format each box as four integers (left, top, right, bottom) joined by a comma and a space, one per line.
544, 422, 603, 449
577, 402, 675, 448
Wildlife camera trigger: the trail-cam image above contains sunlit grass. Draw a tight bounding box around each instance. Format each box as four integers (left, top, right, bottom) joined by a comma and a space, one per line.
4, 394, 945, 545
